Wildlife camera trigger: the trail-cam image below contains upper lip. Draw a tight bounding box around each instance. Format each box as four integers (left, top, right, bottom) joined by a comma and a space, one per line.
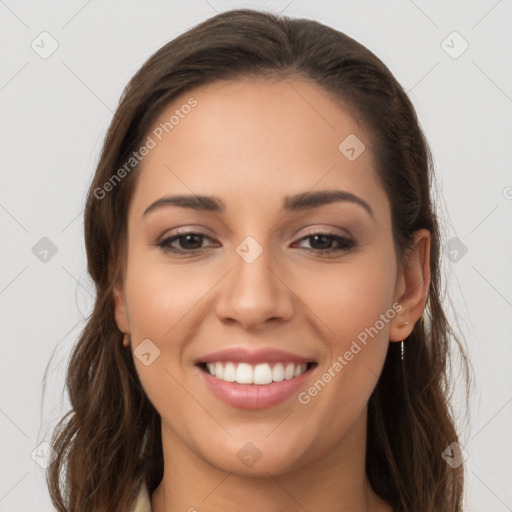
195, 347, 316, 365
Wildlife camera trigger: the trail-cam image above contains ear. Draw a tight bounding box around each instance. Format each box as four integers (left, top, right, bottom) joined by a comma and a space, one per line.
113, 277, 131, 348
389, 229, 431, 342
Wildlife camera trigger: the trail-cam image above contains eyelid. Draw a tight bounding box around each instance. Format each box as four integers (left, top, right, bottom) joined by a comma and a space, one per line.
157, 228, 218, 247
158, 225, 215, 240
298, 225, 353, 239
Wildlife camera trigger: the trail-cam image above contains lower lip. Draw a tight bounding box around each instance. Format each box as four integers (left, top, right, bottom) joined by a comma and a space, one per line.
197, 365, 315, 410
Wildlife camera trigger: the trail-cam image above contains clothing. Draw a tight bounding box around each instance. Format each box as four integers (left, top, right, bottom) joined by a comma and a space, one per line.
132, 481, 152, 512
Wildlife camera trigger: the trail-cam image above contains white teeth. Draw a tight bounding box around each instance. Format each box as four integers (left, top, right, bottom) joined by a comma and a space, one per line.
235, 363, 253, 384
204, 361, 309, 384
253, 363, 273, 385
284, 363, 295, 380
272, 363, 285, 382
223, 362, 236, 382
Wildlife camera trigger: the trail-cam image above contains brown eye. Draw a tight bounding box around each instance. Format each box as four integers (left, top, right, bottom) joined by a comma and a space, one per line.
157, 232, 216, 254
294, 233, 355, 254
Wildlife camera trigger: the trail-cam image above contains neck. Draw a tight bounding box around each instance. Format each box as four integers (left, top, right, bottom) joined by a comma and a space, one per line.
152, 410, 391, 512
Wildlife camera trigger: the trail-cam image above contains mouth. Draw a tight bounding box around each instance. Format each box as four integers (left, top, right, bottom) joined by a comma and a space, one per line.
196, 361, 317, 385
195, 351, 318, 410
194, 347, 318, 409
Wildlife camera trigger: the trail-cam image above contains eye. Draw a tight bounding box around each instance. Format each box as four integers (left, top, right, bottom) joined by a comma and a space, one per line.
293, 232, 356, 255
155, 230, 356, 256
156, 231, 217, 254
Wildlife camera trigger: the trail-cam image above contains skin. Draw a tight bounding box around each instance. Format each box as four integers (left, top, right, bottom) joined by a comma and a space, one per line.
113, 76, 430, 512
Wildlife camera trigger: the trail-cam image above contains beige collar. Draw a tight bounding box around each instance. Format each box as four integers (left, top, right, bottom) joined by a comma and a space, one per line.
132, 481, 152, 512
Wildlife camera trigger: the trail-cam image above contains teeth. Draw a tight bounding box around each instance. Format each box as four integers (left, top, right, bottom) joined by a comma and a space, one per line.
235, 363, 253, 384
215, 362, 223, 380
284, 363, 295, 380
204, 362, 308, 385
223, 362, 236, 382
272, 363, 285, 382
253, 363, 273, 385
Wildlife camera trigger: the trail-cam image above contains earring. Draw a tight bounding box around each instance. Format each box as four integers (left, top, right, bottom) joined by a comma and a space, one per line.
399, 321, 409, 362
123, 333, 130, 348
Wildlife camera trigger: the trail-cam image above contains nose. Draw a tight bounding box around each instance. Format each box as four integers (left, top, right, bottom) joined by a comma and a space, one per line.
214, 240, 295, 331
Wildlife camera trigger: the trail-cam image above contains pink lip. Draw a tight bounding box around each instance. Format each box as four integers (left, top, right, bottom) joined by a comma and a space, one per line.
195, 347, 314, 365
195, 363, 316, 410
194, 347, 317, 409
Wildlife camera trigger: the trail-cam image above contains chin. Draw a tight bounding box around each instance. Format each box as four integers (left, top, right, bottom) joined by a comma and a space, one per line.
198, 436, 314, 477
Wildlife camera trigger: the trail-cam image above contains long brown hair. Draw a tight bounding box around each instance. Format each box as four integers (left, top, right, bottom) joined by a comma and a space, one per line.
46, 8, 470, 511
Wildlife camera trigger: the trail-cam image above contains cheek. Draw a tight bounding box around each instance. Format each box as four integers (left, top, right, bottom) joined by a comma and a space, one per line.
293, 251, 397, 444
304, 252, 398, 350
295, 251, 396, 410
121, 248, 209, 396
124, 249, 214, 343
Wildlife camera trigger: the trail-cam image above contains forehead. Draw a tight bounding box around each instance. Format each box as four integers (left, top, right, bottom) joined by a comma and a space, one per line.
128, 77, 386, 220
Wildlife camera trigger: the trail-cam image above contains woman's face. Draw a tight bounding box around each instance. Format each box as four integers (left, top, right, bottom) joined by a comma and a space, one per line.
114, 77, 423, 476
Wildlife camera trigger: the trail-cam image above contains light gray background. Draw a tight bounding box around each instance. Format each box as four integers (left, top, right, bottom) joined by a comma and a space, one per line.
1, 1, 511, 510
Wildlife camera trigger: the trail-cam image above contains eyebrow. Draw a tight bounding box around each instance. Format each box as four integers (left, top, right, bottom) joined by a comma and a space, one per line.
143, 189, 374, 219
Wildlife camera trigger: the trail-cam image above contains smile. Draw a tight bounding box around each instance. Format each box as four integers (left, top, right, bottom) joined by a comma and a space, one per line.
200, 361, 314, 385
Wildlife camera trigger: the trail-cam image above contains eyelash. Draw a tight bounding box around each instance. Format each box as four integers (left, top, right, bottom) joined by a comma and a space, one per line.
156, 230, 356, 256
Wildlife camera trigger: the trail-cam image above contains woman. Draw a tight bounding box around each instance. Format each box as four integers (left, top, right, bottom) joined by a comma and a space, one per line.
46, 8, 469, 512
